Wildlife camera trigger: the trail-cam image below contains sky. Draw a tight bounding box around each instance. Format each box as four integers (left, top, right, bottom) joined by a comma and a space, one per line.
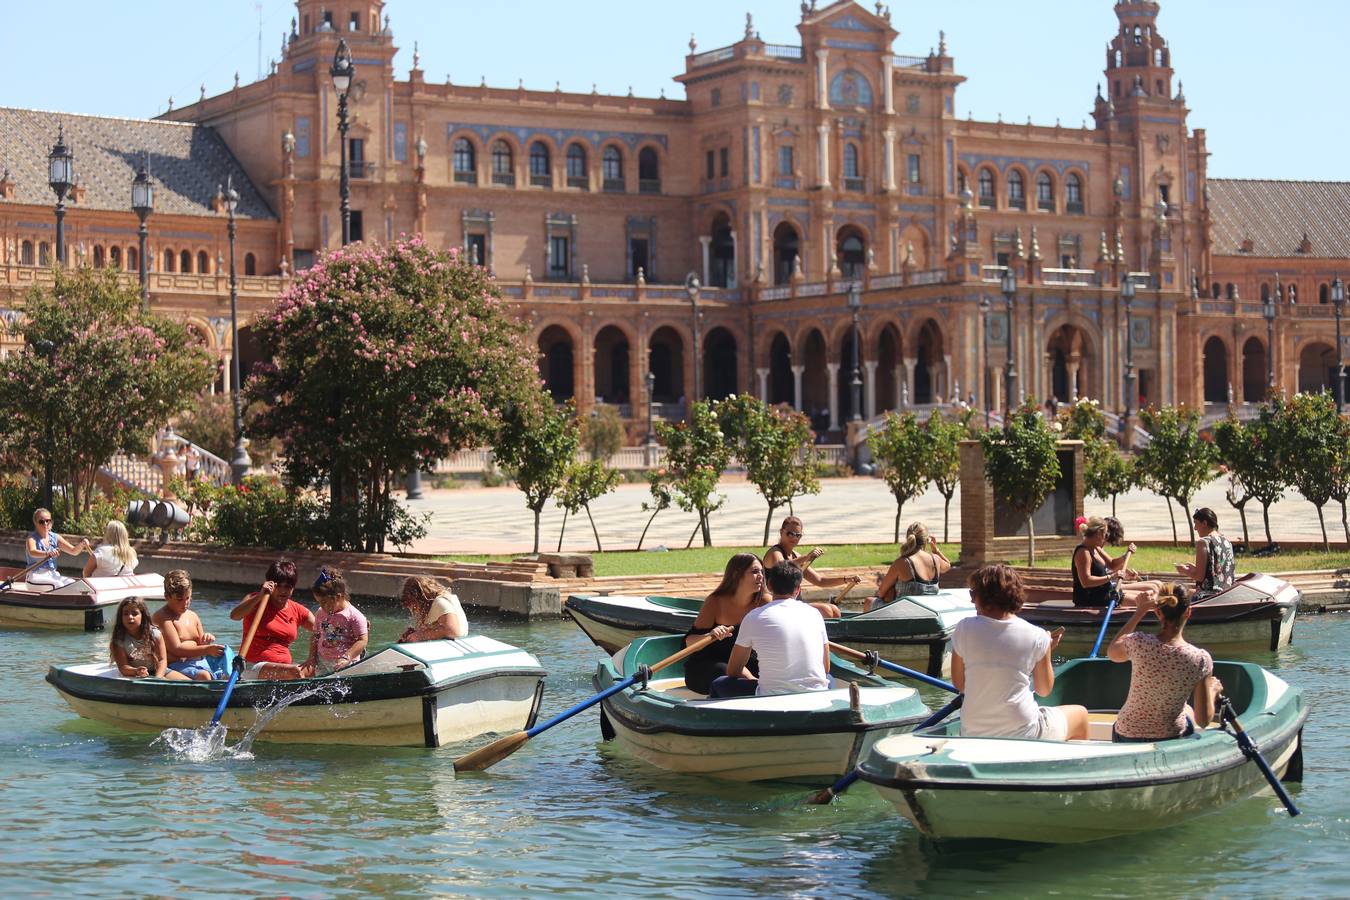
1, 0, 1344, 181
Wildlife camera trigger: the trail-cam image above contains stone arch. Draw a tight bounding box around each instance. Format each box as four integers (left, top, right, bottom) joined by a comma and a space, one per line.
244, 253, 257, 276
835, 323, 863, 422
180, 249, 192, 273
772, 220, 801, 286
163, 248, 176, 272
449, 130, 482, 181
637, 143, 663, 192
537, 324, 577, 402
799, 328, 830, 431
1064, 167, 1088, 212
564, 140, 590, 187
593, 323, 632, 405
486, 132, 522, 186
912, 318, 945, 404
1005, 164, 1030, 210
709, 211, 735, 288
703, 326, 738, 400
976, 165, 998, 208
183, 316, 218, 350
1241, 336, 1266, 402
766, 330, 793, 406
1299, 342, 1337, 394
197, 250, 211, 274
1201, 335, 1230, 403
600, 142, 626, 190
1033, 168, 1057, 212
874, 321, 903, 411
647, 325, 686, 404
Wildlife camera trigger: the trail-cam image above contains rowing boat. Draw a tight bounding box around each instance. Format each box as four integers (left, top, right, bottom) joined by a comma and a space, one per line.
1021, 573, 1299, 655
0, 569, 165, 631
46, 635, 546, 748
594, 634, 933, 783
567, 590, 974, 677
857, 657, 1307, 842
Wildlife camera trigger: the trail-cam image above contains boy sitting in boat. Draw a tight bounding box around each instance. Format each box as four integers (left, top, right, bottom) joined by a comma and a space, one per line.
711, 561, 830, 698
153, 569, 227, 681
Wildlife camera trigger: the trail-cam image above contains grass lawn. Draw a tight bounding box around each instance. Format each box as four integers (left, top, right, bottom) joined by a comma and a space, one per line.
1034, 545, 1349, 575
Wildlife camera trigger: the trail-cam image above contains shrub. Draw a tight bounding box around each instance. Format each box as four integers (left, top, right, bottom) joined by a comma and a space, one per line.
177, 475, 324, 550
582, 404, 626, 463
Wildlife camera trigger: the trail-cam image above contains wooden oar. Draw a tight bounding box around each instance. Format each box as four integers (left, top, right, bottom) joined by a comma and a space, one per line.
1089, 596, 1119, 658
806, 694, 964, 805
455, 634, 717, 773
1217, 694, 1301, 817
0, 555, 63, 591
827, 642, 958, 693
208, 589, 270, 727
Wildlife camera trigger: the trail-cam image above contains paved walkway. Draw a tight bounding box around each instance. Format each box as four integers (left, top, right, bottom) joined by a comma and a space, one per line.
404, 475, 1345, 555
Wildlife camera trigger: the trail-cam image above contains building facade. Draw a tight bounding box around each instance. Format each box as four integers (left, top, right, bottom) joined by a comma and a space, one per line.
1, 0, 1346, 436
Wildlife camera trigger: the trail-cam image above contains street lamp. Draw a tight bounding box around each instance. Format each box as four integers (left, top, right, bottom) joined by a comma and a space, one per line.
1333, 277, 1346, 413
1264, 278, 1279, 396
979, 294, 991, 427
216, 177, 252, 485
685, 272, 701, 410
131, 156, 154, 309
47, 125, 74, 266
1000, 267, 1019, 417
331, 39, 354, 246
848, 280, 863, 422
1121, 274, 1137, 434
645, 369, 657, 444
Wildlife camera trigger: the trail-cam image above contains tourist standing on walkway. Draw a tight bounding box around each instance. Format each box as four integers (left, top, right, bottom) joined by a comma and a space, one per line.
763, 515, 861, 619
1175, 508, 1235, 599
25, 508, 89, 588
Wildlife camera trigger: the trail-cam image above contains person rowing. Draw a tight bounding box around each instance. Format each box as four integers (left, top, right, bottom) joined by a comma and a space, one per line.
763, 515, 860, 619
681, 553, 765, 695
25, 508, 89, 589
710, 561, 831, 698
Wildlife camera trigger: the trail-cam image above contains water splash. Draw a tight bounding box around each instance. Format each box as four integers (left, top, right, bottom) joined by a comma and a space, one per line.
152, 680, 353, 762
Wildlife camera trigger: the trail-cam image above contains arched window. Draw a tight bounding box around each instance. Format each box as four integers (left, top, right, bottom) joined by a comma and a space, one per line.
1226, 283, 1237, 300
39, 242, 51, 266
566, 144, 588, 189
1260, 283, 1270, 302
197, 250, 210, 274
180, 249, 192, 273
977, 169, 995, 208
1008, 171, 1026, 210
164, 249, 175, 272
1036, 172, 1054, 211
452, 137, 476, 184
126, 247, 138, 271
20, 240, 34, 265
957, 169, 968, 195
529, 141, 551, 187
843, 143, 862, 191
638, 147, 660, 194
1211, 282, 1222, 299
1066, 173, 1084, 213
1320, 283, 1330, 304
602, 146, 624, 192
244, 253, 257, 276
109, 246, 121, 269
491, 140, 515, 186
92, 246, 105, 268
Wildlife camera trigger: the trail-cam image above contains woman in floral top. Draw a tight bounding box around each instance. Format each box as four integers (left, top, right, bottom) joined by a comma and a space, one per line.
1107, 584, 1222, 741
1174, 507, 1235, 599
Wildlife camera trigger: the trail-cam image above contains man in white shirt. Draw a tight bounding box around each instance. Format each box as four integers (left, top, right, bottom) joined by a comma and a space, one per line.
710, 561, 831, 698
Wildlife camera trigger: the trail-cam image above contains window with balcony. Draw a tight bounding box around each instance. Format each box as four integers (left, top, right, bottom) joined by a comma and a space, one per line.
1036, 172, 1054, 211
548, 235, 571, 278
453, 138, 477, 184
349, 138, 369, 178
566, 144, 588, 189
491, 141, 515, 186
1008, 171, 1026, 210
907, 153, 921, 185
843, 143, 863, 192
638, 147, 660, 194
529, 142, 552, 187
20, 240, 33, 265
1066, 174, 1084, 214
778, 146, 794, 176
602, 146, 624, 192
978, 169, 995, 208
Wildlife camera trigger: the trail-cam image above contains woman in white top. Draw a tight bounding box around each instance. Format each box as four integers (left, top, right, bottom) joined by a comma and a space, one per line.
399, 575, 468, 641
951, 564, 1089, 741
83, 520, 138, 578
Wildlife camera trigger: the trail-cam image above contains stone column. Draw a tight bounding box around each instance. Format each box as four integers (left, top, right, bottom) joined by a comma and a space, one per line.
903, 357, 917, 406
826, 363, 840, 430
728, 229, 737, 289
943, 353, 953, 403
699, 236, 711, 286
757, 367, 769, 401
1067, 360, 1081, 401
864, 360, 878, 419
881, 55, 895, 114
817, 124, 832, 189
816, 49, 830, 110
221, 355, 232, 393
882, 128, 896, 192
791, 364, 805, 411
893, 364, 904, 410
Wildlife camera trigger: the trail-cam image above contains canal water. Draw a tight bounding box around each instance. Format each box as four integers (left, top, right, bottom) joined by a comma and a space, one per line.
3, 588, 1348, 898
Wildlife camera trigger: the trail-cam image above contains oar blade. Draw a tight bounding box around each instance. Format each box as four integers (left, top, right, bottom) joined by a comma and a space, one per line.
454, 731, 530, 773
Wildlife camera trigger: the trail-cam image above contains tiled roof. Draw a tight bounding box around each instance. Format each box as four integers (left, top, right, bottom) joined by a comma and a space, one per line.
0, 107, 274, 220
1208, 178, 1350, 259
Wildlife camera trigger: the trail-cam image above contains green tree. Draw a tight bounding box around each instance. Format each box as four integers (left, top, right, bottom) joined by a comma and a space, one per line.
980, 401, 1061, 566
656, 399, 731, 548
1058, 398, 1134, 516
246, 238, 542, 551
581, 404, 625, 463
1329, 414, 1350, 546
496, 399, 579, 554
718, 395, 821, 544
924, 409, 970, 542
868, 412, 932, 543
635, 476, 673, 551
0, 268, 214, 521
555, 459, 619, 551
1213, 408, 1287, 547
1137, 406, 1217, 544
1282, 391, 1342, 549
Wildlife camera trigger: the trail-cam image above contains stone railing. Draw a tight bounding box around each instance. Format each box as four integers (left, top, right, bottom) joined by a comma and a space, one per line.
1042, 268, 1098, 287
691, 45, 736, 67
764, 44, 805, 60
431, 444, 847, 474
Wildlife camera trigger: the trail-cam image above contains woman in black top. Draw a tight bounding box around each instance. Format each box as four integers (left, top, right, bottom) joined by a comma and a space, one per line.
868, 522, 952, 611
682, 553, 765, 694
1072, 518, 1116, 607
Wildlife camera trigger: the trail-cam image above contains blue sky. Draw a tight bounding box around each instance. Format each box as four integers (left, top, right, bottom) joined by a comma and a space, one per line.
2, 1, 1344, 180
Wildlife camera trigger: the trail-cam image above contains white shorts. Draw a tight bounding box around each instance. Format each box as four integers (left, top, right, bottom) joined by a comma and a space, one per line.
26, 570, 74, 589
1036, 706, 1069, 741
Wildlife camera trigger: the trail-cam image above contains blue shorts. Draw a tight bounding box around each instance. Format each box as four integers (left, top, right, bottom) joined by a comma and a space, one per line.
168, 658, 212, 679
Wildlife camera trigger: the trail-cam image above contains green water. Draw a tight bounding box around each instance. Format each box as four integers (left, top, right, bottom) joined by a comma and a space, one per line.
4, 589, 1348, 898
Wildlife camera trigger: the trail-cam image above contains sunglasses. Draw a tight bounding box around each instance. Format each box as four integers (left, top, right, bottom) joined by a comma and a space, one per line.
784, 530, 803, 538
36, 518, 52, 524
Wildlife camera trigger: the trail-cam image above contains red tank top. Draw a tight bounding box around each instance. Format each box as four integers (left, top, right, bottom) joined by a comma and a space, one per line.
244, 598, 308, 665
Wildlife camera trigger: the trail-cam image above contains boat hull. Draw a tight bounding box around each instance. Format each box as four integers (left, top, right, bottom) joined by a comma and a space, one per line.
0, 572, 165, 632
47, 636, 547, 748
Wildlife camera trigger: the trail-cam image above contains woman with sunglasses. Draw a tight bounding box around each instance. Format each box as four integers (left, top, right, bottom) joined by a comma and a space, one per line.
25, 508, 90, 588
762, 515, 860, 619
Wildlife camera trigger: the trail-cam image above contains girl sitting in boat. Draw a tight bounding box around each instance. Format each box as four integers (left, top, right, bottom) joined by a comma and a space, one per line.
83, 520, 138, 578
681, 553, 764, 695
763, 515, 861, 619
231, 559, 313, 681
1107, 584, 1222, 742
1071, 517, 1157, 608
1174, 508, 1236, 600
952, 564, 1089, 741
109, 597, 189, 680
302, 566, 369, 676
867, 522, 951, 612
399, 576, 468, 642
25, 508, 89, 588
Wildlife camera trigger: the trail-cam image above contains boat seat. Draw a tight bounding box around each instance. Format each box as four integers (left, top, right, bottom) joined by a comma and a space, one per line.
641, 676, 863, 703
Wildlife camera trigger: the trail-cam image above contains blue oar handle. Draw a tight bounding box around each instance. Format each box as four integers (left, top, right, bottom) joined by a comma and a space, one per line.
1219, 695, 1301, 817
526, 668, 646, 738
210, 668, 241, 726
813, 693, 965, 803
1089, 597, 1120, 659
838, 645, 956, 693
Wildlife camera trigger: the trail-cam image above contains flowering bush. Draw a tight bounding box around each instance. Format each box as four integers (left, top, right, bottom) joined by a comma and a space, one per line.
176, 476, 324, 550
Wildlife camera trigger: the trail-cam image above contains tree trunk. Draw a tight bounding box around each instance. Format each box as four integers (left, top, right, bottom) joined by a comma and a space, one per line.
1026, 514, 1036, 568
1165, 496, 1178, 545
532, 508, 541, 553
942, 491, 952, 543
1111, 493, 1117, 518
685, 517, 701, 550
1181, 499, 1195, 543
701, 511, 712, 547
1262, 502, 1274, 546
1341, 498, 1349, 546
557, 508, 569, 552
894, 502, 904, 544
585, 504, 602, 552
763, 505, 777, 546
1315, 504, 1328, 551
636, 505, 661, 551
1233, 499, 1251, 547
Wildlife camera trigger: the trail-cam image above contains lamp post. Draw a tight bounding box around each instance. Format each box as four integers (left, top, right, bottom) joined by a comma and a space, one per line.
1264, 279, 1279, 397
331, 39, 354, 246
686, 272, 701, 412
131, 157, 154, 309
979, 295, 990, 427
1000, 267, 1019, 417
1121, 273, 1137, 434
32, 339, 55, 512
1333, 277, 1346, 413
848, 280, 863, 422
47, 126, 74, 266
644, 370, 657, 444
216, 177, 251, 485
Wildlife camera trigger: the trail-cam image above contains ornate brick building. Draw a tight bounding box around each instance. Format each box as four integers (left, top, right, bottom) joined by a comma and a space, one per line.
1, 0, 1346, 436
